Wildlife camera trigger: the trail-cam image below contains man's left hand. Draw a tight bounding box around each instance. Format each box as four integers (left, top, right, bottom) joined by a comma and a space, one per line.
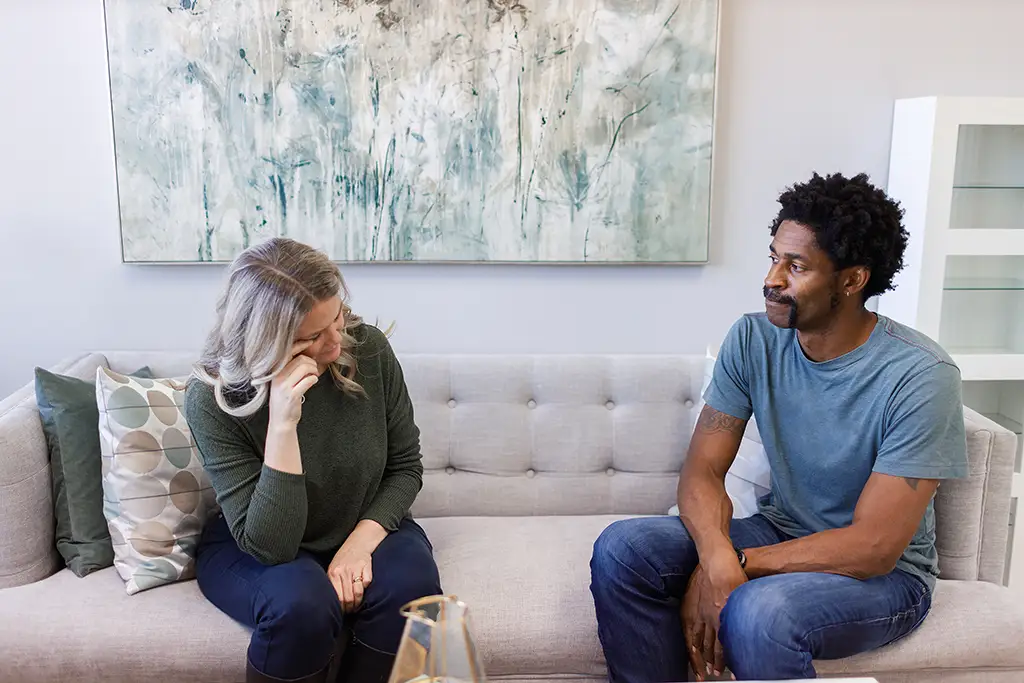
682, 558, 747, 680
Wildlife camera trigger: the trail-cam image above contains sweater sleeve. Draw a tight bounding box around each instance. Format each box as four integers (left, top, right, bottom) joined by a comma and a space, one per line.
360, 336, 424, 531
184, 382, 308, 565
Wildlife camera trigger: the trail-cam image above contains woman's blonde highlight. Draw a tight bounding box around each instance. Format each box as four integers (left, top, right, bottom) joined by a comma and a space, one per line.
193, 237, 366, 417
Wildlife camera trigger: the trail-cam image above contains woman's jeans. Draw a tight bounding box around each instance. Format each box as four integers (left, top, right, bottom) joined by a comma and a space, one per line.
196, 512, 442, 680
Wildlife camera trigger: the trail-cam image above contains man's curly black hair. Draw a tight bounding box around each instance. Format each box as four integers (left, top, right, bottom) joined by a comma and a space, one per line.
769, 172, 909, 301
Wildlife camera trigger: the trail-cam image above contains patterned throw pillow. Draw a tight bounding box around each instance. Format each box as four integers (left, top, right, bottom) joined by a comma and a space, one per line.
95, 367, 218, 595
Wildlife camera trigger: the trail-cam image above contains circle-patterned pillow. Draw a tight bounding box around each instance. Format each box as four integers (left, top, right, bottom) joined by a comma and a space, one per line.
96, 367, 219, 595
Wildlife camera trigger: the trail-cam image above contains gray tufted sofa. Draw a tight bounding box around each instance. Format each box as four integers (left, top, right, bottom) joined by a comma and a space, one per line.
1, 350, 1022, 682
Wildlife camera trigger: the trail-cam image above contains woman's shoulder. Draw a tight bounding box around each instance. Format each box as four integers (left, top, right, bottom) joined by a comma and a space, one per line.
183, 375, 219, 420
351, 322, 395, 358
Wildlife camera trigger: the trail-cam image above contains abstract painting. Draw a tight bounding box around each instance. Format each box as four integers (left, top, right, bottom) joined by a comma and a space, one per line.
103, 0, 719, 263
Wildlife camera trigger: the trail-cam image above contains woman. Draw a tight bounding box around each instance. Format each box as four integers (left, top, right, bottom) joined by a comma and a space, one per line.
185, 237, 442, 683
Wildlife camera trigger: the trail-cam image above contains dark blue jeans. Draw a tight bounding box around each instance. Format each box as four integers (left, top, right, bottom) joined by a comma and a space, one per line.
590, 515, 931, 681
196, 512, 442, 679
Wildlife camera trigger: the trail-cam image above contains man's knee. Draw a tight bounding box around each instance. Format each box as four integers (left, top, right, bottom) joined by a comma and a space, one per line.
719, 581, 803, 668
591, 517, 694, 589
591, 519, 642, 585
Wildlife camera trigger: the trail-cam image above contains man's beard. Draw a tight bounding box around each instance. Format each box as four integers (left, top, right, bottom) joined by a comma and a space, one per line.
763, 286, 798, 328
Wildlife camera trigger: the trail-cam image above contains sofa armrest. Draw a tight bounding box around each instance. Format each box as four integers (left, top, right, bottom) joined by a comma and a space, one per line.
0, 380, 62, 589
0, 353, 106, 589
938, 407, 1018, 585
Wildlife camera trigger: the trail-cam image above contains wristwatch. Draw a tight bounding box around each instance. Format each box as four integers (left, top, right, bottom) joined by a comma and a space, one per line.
735, 547, 747, 569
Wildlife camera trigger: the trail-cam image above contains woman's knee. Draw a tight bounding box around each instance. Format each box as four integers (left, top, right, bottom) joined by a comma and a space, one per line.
369, 553, 442, 614
254, 560, 343, 649
355, 547, 441, 653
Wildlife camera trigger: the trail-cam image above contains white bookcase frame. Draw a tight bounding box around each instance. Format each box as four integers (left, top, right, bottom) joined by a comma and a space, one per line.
879, 96, 1024, 588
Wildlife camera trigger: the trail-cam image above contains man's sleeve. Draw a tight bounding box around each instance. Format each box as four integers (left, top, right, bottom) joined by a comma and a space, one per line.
873, 361, 969, 480
703, 316, 754, 421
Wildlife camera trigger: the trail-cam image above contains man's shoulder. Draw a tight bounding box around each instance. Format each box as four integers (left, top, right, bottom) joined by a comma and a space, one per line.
876, 315, 959, 377
722, 312, 790, 356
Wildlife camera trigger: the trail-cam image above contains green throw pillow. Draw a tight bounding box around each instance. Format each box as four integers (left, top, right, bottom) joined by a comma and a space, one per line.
35, 365, 153, 577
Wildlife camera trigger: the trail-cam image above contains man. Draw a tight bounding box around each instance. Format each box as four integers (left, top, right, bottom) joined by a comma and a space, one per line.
590, 172, 969, 682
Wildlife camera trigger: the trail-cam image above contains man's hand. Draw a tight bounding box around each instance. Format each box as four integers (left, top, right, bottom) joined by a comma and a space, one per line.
682, 555, 748, 681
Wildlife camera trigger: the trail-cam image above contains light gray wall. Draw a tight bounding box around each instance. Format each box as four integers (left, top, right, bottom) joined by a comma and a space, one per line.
2, 0, 1024, 396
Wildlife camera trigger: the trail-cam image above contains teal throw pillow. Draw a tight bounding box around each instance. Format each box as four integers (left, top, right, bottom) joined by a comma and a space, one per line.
35, 365, 153, 577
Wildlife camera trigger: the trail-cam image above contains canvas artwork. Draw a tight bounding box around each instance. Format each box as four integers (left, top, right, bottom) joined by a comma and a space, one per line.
103, 0, 719, 263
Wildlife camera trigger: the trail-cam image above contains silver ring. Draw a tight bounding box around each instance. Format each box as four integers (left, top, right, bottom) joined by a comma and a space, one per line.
300, 396, 305, 404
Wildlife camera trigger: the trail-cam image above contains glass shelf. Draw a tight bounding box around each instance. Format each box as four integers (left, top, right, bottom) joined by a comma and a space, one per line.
944, 277, 1024, 290
948, 345, 1024, 353
954, 185, 1024, 190
984, 412, 1024, 436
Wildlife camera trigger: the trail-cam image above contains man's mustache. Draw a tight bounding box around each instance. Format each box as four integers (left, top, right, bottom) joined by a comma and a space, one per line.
763, 286, 795, 306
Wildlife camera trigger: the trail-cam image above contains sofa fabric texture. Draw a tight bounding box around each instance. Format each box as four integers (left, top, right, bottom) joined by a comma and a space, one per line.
0, 351, 1020, 683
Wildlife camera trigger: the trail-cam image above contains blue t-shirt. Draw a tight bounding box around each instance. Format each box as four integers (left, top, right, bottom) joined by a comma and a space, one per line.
704, 312, 969, 590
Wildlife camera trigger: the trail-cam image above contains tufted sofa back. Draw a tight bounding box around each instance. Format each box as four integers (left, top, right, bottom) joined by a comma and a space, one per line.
0, 350, 1014, 589
400, 355, 704, 517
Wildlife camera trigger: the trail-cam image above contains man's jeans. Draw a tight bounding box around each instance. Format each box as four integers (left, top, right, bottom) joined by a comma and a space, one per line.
590, 515, 931, 681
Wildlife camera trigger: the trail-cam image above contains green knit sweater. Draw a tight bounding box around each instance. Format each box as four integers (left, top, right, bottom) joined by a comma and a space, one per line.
184, 324, 423, 565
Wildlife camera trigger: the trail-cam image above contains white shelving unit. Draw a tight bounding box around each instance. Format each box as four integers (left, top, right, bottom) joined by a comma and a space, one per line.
879, 96, 1024, 588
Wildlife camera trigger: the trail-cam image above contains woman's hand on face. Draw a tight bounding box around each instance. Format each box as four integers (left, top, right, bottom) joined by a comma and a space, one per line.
269, 341, 318, 428
327, 544, 373, 613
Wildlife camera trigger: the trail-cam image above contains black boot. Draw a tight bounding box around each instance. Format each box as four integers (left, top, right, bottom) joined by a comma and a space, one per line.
334, 639, 396, 683
246, 656, 334, 683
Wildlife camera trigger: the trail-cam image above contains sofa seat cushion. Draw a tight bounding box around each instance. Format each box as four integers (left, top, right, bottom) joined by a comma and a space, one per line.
419, 516, 1024, 681
418, 514, 631, 678
816, 579, 1024, 677
4, 516, 1024, 683
0, 566, 248, 683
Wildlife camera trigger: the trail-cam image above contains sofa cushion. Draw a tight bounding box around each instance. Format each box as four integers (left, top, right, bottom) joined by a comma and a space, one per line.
95, 367, 219, 595
34, 365, 152, 578
418, 515, 1024, 681
419, 514, 630, 678
2, 516, 1024, 683
0, 567, 249, 683
816, 579, 1024, 677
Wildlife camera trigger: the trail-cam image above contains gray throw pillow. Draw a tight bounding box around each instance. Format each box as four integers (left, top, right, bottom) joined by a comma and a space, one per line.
35, 365, 153, 577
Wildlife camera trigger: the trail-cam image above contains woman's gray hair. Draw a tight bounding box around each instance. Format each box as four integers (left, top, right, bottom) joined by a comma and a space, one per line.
192, 237, 364, 417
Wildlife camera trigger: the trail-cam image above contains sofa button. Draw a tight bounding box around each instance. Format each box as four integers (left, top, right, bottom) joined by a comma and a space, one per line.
526, 469, 536, 478
605, 400, 615, 410
447, 399, 457, 408
527, 399, 537, 409
606, 468, 616, 476
445, 466, 456, 475
684, 399, 695, 408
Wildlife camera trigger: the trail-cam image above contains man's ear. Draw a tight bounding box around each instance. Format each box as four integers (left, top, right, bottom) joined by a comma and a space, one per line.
843, 266, 870, 298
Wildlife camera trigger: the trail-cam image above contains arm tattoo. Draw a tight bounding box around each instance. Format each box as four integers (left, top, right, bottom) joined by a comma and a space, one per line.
902, 477, 921, 491
695, 405, 745, 436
